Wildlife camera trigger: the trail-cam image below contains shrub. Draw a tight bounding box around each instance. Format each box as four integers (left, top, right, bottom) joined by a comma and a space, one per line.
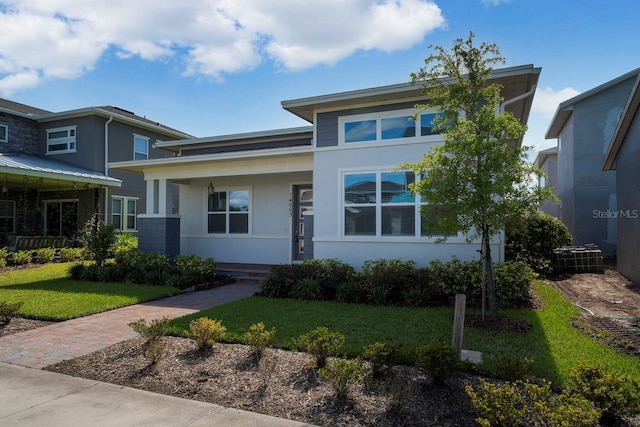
293, 278, 322, 300
569, 361, 640, 419
174, 254, 216, 288
506, 210, 572, 271
297, 326, 345, 369
319, 358, 371, 399
115, 250, 171, 285
80, 217, 118, 267
336, 280, 366, 304
485, 355, 533, 381
361, 342, 400, 375
0, 301, 24, 325
189, 317, 226, 350
414, 341, 459, 386
59, 247, 84, 262
68, 262, 86, 280
245, 322, 276, 359
493, 261, 537, 307
34, 247, 56, 264
467, 378, 600, 427
0, 246, 8, 268
260, 270, 294, 298
360, 259, 416, 305
115, 232, 138, 255
128, 317, 170, 364
11, 250, 32, 265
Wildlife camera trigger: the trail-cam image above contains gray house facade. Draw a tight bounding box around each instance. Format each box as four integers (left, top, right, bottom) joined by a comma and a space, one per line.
603, 73, 640, 284
534, 146, 559, 218
545, 68, 640, 257
0, 99, 190, 246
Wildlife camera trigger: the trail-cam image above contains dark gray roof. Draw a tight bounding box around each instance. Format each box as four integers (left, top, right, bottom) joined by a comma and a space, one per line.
0, 98, 52, 116
97, 106, 193, 137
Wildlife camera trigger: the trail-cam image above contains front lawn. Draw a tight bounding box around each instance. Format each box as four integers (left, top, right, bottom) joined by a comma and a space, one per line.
169, 280, 640, 385
0, 263, 181, 321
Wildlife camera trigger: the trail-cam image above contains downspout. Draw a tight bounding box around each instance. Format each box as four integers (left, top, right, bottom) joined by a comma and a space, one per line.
496, 83, 538, 263
104, 115, 113, 223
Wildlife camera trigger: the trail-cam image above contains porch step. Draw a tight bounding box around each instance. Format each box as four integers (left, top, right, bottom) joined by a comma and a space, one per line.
216, 263, 273, 286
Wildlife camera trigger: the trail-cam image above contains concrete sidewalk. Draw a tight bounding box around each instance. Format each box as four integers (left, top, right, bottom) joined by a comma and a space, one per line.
0, 362, 314, 427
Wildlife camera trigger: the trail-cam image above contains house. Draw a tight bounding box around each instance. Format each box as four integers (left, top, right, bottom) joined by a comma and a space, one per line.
533, 146, 559, 218
110, 64, 540, 267
603, 72, 640, 284
545, 68, 640, 257
0, 99, 191, 246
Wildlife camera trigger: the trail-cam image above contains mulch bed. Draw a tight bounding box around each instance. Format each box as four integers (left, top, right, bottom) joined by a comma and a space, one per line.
0, 317, 55, 337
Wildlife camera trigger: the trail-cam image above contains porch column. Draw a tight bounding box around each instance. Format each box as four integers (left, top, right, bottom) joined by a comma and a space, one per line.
146, 179, 155, 213
138, 178, 180, 261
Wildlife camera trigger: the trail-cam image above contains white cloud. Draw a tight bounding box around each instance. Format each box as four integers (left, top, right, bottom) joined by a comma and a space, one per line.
532, 86, 581, 119
482, 0, 511, 5
0, 0, 445, 95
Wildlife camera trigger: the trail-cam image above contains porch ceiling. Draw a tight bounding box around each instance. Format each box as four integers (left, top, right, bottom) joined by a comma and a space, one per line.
0, 153, 121, 191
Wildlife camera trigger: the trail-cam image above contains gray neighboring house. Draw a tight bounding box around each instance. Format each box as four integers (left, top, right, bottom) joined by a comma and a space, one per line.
603, 73, 640, 284
533, 146, 559, 218
545, 68, 640, 257
0, 98, 191, 246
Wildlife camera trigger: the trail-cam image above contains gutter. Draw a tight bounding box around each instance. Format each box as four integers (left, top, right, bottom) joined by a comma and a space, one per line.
500, 83, 537, 113
104, 115, 113, 222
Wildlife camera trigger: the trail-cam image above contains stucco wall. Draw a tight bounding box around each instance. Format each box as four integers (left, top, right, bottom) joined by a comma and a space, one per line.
556, 117, 575, 236
615, 107, 640, 284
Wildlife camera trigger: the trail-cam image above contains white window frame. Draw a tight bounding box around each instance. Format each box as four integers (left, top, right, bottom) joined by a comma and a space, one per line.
341, 169, 458, 239
111, 196, 138, 231
133, 134, 149, 160
206, 187, 251, 235
46, 125, 77, 154
0, 124, 8, 143
338, 108, 444, 146
0, 200, 15, 233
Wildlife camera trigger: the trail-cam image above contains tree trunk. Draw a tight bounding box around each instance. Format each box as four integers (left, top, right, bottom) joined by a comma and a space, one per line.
481, 225, 498, 323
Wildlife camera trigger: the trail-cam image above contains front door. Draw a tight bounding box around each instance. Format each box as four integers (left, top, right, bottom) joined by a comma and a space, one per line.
292, 184, 312, 261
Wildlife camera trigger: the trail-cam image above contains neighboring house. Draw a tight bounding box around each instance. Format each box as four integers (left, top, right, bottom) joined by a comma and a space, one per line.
603, 72, 640, 284
0, 99, 191, 246
545, 68, 640, 257
533, 146, 560, 218
110, 64, 540, 267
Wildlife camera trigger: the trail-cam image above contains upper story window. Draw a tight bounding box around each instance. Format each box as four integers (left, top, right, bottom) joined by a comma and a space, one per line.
46, 126, 76, 154
0, 124, 7, 143
340, 109, 443, 145
134, 135, 149, 160
207, 189, 250, 234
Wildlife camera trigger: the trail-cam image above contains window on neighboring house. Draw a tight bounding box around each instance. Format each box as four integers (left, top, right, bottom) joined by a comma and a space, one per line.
0, 200, 15, 233
207, 189, 250, 234
0, 124, 7, 143
134, 135, 149, 160
46, 126, 76, 154
341, 110, 443, 145
111, 197, 138, 231
343, 171, 455, 238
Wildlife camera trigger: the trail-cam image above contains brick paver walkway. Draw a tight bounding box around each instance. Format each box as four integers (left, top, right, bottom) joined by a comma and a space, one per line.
0, 282, 260, 369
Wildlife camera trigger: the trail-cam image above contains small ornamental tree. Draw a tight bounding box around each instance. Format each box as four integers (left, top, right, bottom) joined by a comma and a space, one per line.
403, 33, 552, 320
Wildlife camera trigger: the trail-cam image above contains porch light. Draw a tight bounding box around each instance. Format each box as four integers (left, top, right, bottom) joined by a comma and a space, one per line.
208, 180, 215, 196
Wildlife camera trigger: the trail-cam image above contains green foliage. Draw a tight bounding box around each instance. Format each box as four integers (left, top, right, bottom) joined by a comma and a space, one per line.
485, 355, 533, 381
335, 280, 366, 304
467, 378, 600, 427
115, 233, 138, 255
33, 247, 56, 264
361, 342, 400, 375
260, 274, 292, 298
245, 322, 276, 359
297, 326, 345, 368
506, 211, 572, 271
293, 278, 321, 300
59, 247, 84, 262
11, 250, 32, 265
115, 250, 171, 285
360, 259, 416, 305
173, 254, 216, 289
318, 358, 371, 399
0, 300, 24, 325
569, 361, 640, 419
414, 341, 459, 386
128, 317, 170, 342
80, 217, 118, 267
188, 317, 226, 350
493, 261, 537, 307
0, 246, 8, 268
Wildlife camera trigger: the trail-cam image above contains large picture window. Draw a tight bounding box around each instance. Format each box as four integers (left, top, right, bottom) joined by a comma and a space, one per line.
207, 190, 250, 234
112, 197, 138, 231
0, 200, 15, 233
46, 126, 76, 154
343, 171, 454, 238
340, 110, 443, 145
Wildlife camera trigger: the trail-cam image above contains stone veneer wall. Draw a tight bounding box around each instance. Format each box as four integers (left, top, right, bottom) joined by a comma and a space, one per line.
138, 216, 180, 261
0, 112, 39, 155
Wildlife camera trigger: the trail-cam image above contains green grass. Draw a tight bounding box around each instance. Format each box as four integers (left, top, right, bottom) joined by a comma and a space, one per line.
0, 263, 181, 320
170, 280, 640, 385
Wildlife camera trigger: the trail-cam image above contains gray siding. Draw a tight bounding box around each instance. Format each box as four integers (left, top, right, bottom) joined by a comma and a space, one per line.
540, 154, 560, 218
557, 118, 575, 237
180, 137, 311, 156
316, 101, 420, 148
615, 107, 640, 284
0, 112, 39, 155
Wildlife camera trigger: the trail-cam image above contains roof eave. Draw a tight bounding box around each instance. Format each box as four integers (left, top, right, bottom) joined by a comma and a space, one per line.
603, 74, 640, 171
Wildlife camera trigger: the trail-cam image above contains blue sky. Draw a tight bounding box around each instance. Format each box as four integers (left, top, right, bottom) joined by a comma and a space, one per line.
1, 0, 639, 156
